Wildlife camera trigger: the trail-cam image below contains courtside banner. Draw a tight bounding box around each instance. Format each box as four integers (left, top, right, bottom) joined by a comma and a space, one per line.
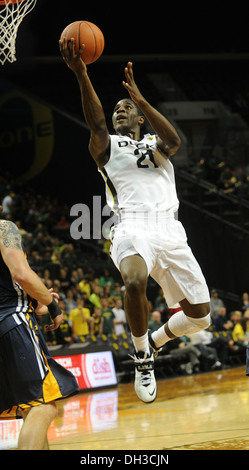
53, 351, 117, 390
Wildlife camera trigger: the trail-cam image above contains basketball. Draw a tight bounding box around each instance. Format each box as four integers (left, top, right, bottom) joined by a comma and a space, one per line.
60, 21, 104, 65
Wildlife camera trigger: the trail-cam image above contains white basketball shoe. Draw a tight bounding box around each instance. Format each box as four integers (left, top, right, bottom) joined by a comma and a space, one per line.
130, 350, 157, 403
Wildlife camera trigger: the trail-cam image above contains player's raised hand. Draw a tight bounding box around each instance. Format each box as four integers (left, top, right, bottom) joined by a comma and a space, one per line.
122, 62, 144, 104
59, 38, 86, 74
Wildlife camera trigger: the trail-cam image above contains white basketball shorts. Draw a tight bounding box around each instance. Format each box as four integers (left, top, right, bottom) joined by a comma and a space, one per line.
110, 211, 210, 308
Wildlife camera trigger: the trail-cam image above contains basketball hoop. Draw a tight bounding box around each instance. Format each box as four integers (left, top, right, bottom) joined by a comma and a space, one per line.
0, 0, 37, 65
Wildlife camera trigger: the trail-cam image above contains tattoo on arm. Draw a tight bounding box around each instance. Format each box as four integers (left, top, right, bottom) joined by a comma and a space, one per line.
0, 221, 23, 250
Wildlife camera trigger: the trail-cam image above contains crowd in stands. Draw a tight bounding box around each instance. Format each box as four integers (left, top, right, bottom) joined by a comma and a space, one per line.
186, 149, 249, 199
1, 173, 248, 380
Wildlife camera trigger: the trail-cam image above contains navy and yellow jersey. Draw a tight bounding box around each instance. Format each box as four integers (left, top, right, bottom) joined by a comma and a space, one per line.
0, 242, 36, 337
0, 221, 79, 417
0, 310, 79, 418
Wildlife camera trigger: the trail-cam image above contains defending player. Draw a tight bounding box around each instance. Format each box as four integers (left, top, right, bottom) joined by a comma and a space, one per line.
59, 39, 210, 403
0, 214, 79, 449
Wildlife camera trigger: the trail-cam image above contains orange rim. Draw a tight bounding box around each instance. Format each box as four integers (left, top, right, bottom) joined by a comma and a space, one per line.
0, 0, 25, 4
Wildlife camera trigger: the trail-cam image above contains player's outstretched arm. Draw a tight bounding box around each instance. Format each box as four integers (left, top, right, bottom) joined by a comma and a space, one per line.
123, 62, 181, 157
59, 38, 109, 167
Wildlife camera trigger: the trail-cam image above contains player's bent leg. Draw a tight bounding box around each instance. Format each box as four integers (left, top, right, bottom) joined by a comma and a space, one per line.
179, 298, 210, 319
167, 308, 211, 338
150, 300, 211, 354
18, 401, 58, 450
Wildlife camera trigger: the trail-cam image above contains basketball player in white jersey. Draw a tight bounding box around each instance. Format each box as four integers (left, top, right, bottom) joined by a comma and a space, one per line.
60, 39, 211, 403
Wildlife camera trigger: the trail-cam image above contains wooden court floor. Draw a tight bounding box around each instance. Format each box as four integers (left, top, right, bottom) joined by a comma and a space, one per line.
1, 365, 249, 450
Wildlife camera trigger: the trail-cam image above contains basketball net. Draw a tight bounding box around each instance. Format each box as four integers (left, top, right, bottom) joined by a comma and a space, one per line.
0, 0, 37, 65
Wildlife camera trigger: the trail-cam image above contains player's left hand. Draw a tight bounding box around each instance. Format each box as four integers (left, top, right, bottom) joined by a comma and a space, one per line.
44, 313, 64, 332
122, 62, 144, 104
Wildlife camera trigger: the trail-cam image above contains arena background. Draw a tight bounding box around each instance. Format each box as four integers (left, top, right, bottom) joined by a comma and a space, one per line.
1, 2, 249, 302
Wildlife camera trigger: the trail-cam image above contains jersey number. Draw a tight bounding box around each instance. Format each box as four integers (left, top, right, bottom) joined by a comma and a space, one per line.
135, 149, 158, 168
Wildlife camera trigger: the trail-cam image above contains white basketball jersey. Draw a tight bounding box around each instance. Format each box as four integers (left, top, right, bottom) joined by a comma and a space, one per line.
99, 134, 179, 216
